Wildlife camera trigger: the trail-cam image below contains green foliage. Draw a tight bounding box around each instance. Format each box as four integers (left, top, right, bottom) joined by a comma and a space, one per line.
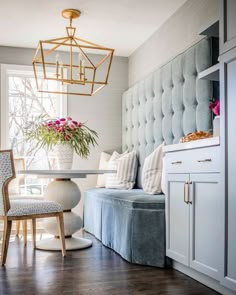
25, 115, 98, 159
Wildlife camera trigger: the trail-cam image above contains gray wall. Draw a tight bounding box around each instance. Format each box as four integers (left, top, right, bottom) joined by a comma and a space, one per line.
0, 46, 128, 217
128, 0, 219, 87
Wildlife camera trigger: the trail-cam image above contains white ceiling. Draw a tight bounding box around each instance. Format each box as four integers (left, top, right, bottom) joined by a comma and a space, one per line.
0, 0, 187, 57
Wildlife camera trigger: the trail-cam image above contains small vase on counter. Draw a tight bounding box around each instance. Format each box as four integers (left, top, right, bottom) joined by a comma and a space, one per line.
213, 115, 220, 137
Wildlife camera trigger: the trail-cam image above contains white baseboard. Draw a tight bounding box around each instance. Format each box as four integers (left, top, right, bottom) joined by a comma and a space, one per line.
173, 261, 236, 295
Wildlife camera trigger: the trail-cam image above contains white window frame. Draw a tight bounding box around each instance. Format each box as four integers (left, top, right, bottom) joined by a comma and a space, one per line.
0, 64, 68, 149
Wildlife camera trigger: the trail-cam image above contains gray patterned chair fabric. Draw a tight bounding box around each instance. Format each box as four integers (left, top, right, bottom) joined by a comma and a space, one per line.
84, 38, 212, 267
0, 151, 62, 217
8, 199, 62, 216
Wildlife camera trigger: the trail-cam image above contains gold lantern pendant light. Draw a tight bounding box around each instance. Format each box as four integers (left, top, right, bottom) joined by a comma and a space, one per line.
32, 9, 114, 96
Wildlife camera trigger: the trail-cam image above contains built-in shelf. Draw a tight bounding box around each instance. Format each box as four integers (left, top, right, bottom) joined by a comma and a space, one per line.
198, 63, 220, 81
199, 20, 219, 37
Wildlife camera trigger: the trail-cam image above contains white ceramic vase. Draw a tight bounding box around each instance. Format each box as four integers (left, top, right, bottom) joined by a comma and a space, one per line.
54, 143, 74, 170
213, 115, 220, 137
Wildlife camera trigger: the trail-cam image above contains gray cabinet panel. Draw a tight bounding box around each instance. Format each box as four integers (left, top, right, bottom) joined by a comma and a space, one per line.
220, 51, 236, 292
220, 0, 236, 54
166, 174, 189, 266
225, 59, 236, 288
189, 174, 221, 280
226, 0, 236, 42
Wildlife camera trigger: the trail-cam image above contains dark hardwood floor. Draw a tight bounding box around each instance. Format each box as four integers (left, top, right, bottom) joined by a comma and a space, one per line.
0, 230, 219, 295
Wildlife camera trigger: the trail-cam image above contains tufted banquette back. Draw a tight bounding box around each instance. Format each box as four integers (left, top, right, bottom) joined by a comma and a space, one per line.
122, 38, 212, 188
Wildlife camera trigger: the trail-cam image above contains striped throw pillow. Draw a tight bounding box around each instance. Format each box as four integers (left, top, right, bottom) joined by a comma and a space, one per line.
105, 150, 137, 190
142, 143, 164, 194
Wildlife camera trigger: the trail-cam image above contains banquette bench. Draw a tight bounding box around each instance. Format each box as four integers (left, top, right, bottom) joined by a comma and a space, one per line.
84, 38, 212, 267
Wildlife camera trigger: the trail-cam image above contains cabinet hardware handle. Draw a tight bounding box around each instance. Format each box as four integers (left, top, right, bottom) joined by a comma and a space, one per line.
184, 182, 189, 204
197, 158, 212, 163
188, 181, 192, 204
171, 161, 182, 165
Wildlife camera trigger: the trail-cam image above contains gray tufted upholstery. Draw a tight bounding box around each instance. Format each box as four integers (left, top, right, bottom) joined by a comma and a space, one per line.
122, 38, 212, 187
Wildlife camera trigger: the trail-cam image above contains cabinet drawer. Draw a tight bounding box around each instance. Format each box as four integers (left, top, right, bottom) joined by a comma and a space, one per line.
165, 146, 220, 173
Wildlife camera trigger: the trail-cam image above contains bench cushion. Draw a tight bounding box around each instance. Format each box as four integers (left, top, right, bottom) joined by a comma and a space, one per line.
85, 188, 165, 210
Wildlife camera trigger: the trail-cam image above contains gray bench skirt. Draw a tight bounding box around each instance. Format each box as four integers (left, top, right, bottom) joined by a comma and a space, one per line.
83, 188, 167, 267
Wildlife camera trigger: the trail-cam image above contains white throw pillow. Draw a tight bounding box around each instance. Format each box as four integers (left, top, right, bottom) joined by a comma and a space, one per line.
96, 152, 111, 188
105, 150, 137, 190
142, 143, 164, 194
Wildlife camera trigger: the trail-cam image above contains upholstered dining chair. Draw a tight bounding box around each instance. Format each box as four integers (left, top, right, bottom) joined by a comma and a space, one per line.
9, 157, 44, 246
0, 150, 66, 265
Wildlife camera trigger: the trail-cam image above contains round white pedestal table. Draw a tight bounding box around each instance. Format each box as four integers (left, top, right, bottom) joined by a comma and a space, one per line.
17, 170, 114, 251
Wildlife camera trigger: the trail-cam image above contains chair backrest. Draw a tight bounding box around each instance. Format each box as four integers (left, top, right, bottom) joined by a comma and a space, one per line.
9, 157, 25, 195
0, 150, 16, 216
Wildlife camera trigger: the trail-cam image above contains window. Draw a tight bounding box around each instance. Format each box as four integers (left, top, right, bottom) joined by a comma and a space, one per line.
1, 64, 67, 195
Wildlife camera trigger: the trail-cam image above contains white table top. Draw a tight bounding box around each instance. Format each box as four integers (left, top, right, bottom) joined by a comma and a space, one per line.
17, 169, 116, 179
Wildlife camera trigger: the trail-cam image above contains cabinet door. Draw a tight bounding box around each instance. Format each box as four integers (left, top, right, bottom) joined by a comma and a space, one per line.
220, 54, 236, 291
189, 174, 221, 281
166, 173, 189, 266
220, 0, 236, 54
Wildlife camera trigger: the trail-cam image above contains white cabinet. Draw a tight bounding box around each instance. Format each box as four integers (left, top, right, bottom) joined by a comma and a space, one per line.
165, 143, 221, 281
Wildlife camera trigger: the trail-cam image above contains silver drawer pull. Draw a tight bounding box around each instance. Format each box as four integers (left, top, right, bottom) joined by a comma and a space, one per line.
171, 161, 182, 165
197, 159, 212, 163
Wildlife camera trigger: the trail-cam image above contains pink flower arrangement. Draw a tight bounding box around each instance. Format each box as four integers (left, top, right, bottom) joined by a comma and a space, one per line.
209, 99, 220, 116
25, 115, 98, 158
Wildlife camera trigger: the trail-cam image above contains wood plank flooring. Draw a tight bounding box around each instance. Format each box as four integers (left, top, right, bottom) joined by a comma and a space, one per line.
0, 231, 220, 295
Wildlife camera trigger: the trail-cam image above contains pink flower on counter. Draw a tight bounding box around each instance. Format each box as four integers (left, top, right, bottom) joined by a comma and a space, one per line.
78, 122, 82, 127
67, 116, 72, 121
64, 134, 70, 141
60, 118, 66, 122
209, 99, 220, 116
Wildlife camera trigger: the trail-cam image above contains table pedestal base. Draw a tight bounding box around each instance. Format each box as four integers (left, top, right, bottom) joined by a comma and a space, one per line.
36, 236, 92, 251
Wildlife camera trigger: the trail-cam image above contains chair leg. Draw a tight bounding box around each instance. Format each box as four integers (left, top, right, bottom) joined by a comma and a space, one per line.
31, 219, 36, 249
57, 213, 66, 257
1, 219, 12, 266
23, 220, 27, 246
16, 221, 20, 236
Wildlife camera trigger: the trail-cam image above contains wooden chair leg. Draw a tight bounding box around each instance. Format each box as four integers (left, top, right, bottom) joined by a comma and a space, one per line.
31, 219, 36, 249
16, 221, 20, 236
57, 213, 66, 257
23, 220, 27, 246
1, 219, 12, 266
